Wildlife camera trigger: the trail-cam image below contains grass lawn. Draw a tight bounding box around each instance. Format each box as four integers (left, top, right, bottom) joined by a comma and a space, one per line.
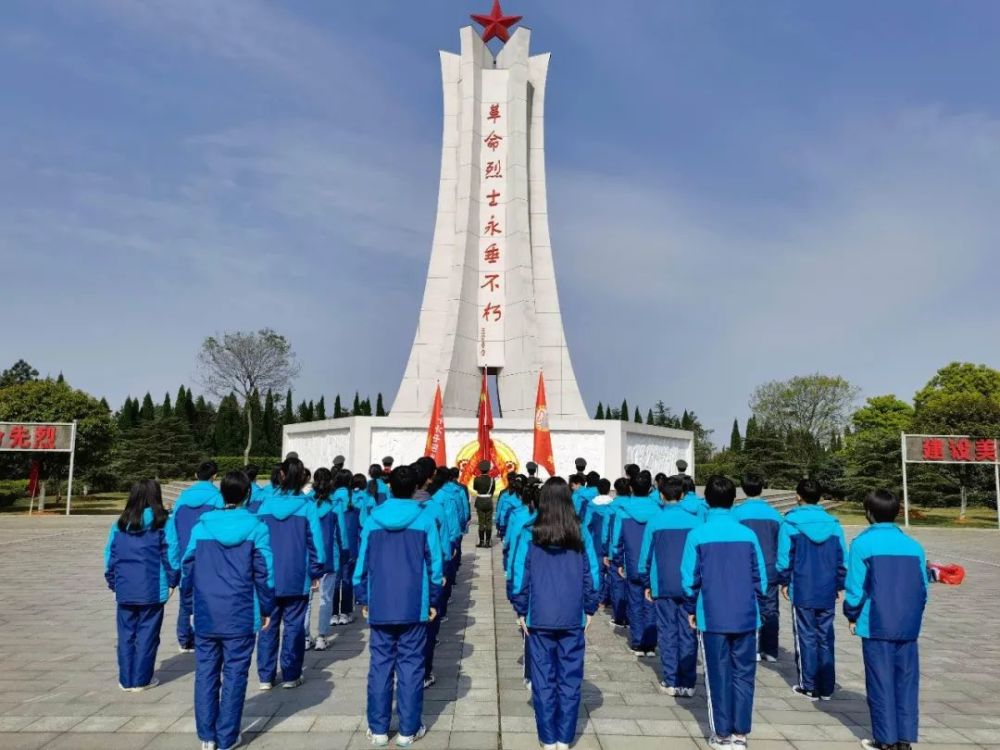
832, 501, 999, 529
0, 492, 128, 515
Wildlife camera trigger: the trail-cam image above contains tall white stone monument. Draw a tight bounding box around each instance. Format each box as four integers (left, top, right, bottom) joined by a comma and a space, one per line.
284, 3, 694, 478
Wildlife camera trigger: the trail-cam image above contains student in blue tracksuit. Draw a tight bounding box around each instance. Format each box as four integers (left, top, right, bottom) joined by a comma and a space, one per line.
254, 457, 326, 689
248, 465, 280, 514
777, 478, 847, 701
446, 467, 470, 570
578, 472, 600, 520
582, 478, 615, 609
354, 465, 443, 748
678, 474, 708, 523
105, 479, 176, 692
638, 476, 701, 696
493, 475, 517, 540
605, 477, 631, 626
244, 464, 266, 512
609, 474, 661, 655
844, 490, 928, 750
354, 473, 377, 525
334, 469, 362, 626
417, 459, 456, 689
511, 478, 600, 750
166, 460, 223, 652
681, 475, 767, 750
505, 481, 539, 690
305, 468, 342, 652
181, 470, 275, 750
369, 464, 389, 505
731, 472, 784, 662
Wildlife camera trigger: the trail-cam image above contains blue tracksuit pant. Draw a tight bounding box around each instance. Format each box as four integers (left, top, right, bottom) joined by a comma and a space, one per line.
792, 606, 836, 697
256, 595, 308, 684
626, 579, 656, 651
609, 566, 628, 625
655, 597, 696, 689
598, 561, 610, 606
758, 584, 779, 659
195, 634, 255, 750
177, 594, 194, 648
700, 631, 757, 737
368, 623, 428, 737
116, 603, 164, 689
863, 639, 919, 745
424, 616, 441, 677
528, 628, 585, 746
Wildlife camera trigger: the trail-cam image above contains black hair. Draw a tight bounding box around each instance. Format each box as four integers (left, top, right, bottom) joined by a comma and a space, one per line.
302, 468, 312, 485
639, 469, 652, 483
532, 477, 584, 552
613, 477, 631, 497
507, 471, 517, 483
369, 463, 383, 479
449, 467, 460, 480
410, 461, 431, 489
312, 467, 334, 502
244, 464, 259, 482
741, 472, 765, 498
352, 473, 367, 492
220, 470, 251, 507
196, 460, 218, 481
654, 472, 667, 484
680, 474, 696, 494
624, 464, 640, 479
569, 473, 586, 487
118, 479, 167, 531
796, 478, 822, 504
597, 478, 611, 495
705, 475, 737, 509
864, 489, 900, 523
660, 476, 684, 503
522, 481, 541, 511
631, 473, 652, 497
390, 465, 418, 499
270, 465, 282, 487
280, 457, 308, 494
429, 467, 451, 495
334, 468, 353, 491
509, 474, 526, 499
585, 471, 600, 487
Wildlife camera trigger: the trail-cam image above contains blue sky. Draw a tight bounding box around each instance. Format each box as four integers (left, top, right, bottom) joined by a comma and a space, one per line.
3, 1, 999, 442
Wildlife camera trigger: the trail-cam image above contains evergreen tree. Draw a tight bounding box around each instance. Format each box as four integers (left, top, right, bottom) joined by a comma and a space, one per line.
175, 385, 187, 417
376, 393, 387, 417
139, 393, 156, 422
193, 395, 216, 452
297, 400, 312, 423
247, 389, 265, 454
353, 392, 361, 416
180, 387, 197, 428
282, 389, 295, 425
595, 402, 604, 419
681, 410, 693, 430
262, 390, 279, 453
316, 396, 327, 420
56, 372, 65, 384
362, 398, 372, 416
214, 394, 245, 455
646, 409, 654, 425
99, 397, 110, 412
118, 397, 139, 431
730, 419, 742, 453
110, 416, 200, 486
617, 399, 627, 422
334, 394, 344, 419
633, 407, 642, 423
745, 415, 759, 442
161, 392, 172, 419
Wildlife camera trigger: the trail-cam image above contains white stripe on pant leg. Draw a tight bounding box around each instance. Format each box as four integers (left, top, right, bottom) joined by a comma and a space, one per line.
698, 632, 716, 737
792, 607, 804, 689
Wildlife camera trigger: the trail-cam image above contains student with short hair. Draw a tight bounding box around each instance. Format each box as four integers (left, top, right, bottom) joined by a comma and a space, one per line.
582, 478, 615, 609
511, 478, 600, 750
304, 467, 342, 652
355, 465, 443, 748
105, 479, 176, 692
844, 490, 928, 750
167, 460, 223, 652
777, 478, 847, 701
681, 475, 767, 750
335, 469, 362, 627
731, 472, 784, 662
609, 473, 660, 656
606, 477, 632, 626
181, 470, 275, 750
254, 457, 326, 690
678, 474, 708, 522
638, 476, 701, 696
369, 464, 389, 505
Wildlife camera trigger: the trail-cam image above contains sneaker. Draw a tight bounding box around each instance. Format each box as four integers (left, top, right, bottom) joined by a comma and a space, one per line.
860, 741, 894, 750
281, 677, 304, 689
523, 678, 532, 692
542, 744, 558, 750
556, 744, 570, 750
708, 735, 733, 750
423, 673, 436, 688
218, 735, 242, 750
342, 613, 355, 624
366, 728, 390, 747
259, 681, 274, 691
678, 687, 696, 698
760, 653, 778, 663
178, 644, 195, 654
395, 725, 427, 746
756, 652, 761, 662
792, 685, 819, 701
658, 683, 677, 696
330, 616, 341, 626
642, 650, 656, 658
628, 645, 647, 656
732, 736, 748, 750
132, 678, 159, 692
314, 636, 328, 651
819, 694, 833, 701
200, 742, 216, 750
118, 683, 132, 692
304, 638, 313, 651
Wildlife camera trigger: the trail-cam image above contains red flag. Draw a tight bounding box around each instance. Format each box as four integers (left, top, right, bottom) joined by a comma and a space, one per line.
27, 460, 40, 498
533, 372, 555, 476
477, 369, 499, 474
424, 383, 447, 466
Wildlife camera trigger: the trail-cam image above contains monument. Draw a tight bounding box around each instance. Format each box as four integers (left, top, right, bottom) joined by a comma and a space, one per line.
284, 2, 693, 477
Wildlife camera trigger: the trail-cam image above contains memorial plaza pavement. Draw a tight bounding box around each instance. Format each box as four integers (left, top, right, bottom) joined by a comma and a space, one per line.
0, 516, 997, 750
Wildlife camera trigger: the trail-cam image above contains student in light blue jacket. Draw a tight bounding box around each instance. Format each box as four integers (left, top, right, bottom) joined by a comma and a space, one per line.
731, 472, 785, 662
844, 490, 928, 750
105, 480, 177, 692
681, 476, 767, 750
678, 474, 708, 523
304, 468, 343, 651
254, 457, 326, 689
166, 461, 223, 652
181, 470, 275, 750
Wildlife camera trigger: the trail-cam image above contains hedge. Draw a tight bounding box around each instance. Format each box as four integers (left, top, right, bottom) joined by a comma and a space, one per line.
0, 480, 28, 508
210, 456, 282, 474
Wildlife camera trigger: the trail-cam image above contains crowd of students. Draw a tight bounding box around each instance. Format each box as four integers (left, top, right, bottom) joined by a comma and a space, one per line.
102, 454, 928, 750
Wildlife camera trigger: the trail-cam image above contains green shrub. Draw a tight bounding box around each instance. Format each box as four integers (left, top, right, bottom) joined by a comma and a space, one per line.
0, 479, 28, 508
210, 456, 282, 474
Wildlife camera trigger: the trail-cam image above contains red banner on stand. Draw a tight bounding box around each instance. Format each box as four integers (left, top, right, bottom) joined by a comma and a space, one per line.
424, 384, 448, 467
533, 372, 555, 476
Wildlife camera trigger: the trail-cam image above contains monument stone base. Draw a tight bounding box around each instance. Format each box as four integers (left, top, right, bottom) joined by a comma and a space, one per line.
283, 417, 694, 481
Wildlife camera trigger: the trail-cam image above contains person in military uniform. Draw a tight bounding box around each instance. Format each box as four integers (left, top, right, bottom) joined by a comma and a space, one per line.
382, 456, 394, 474
332, 455, 346, 472
575, 457, 587, 473
473, 461, 496, 548
525, 461, 542, 486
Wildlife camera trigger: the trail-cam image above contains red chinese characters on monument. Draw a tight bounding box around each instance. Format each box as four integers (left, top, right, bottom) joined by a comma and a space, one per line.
484, 215, 502, 236
482, 302, 502, 321
0, 423, 70, 452
922, 438, 944, 461
976, 439, 998, 462
483, 244, 501, 264
33, 426, 56, 450
488, 103, 501, 123
920, 437, 998, 462
485, 160, 503, 179
8, 425, 31, 450
481, 273, 501, 292
949, 438, 973, 462
486, 189, 501, 207
483, 131, 504, 151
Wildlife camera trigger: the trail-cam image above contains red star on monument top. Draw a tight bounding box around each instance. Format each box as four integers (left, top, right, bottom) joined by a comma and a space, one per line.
471, 0, 523, 44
